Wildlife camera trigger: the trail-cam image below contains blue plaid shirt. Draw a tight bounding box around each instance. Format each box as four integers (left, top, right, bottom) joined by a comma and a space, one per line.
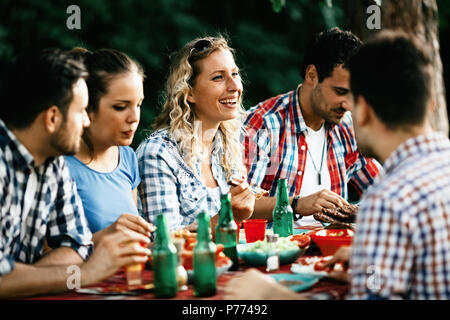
349, 132, 450, 299
0, 120, 93, 277
136, 128, 233, 230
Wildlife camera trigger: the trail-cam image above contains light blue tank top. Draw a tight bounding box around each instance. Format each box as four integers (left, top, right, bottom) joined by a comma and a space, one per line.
65, 146, 141, 233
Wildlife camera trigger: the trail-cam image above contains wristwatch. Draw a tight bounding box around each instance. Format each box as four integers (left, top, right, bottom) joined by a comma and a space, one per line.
291, 195, 302, 221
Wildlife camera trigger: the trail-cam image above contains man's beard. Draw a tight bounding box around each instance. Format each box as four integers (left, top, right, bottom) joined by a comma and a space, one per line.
310, 86, 345, 125
49, 124, 80, 156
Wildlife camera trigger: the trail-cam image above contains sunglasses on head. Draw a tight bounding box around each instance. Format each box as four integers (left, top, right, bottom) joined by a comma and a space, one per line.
192, 39, 212, 52
189, 39, 212, 61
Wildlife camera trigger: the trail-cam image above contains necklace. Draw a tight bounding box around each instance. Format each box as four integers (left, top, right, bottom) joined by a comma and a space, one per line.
305, 129, 327, 185
297, 85, 327, 185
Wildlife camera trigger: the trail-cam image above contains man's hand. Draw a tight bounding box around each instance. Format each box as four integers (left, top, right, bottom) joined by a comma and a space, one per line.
321, 246, 351, 283
223, 268, 306, 300
295, 189, 349, 216
229, 180, 255, 222
81, 228, 151, 286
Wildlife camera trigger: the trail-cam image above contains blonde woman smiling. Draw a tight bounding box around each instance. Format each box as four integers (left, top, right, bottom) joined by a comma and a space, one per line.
136, 36, 255, 232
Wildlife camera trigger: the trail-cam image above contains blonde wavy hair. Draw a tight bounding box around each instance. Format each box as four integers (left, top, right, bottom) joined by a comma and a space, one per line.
153, 35, 247, 180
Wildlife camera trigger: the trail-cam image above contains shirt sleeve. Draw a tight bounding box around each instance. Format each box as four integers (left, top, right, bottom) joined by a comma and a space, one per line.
244, 116, 272, 189
136, 138, 183, 230
346, 150, 382, 195
348, 191, 413, 300
0, 159, 15, 277
0, 217, 15, 277
45, 158, 93, 261
125, 146, 141, 190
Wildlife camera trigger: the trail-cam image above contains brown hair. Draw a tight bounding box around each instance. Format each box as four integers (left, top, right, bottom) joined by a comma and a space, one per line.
67, 47, 145, 160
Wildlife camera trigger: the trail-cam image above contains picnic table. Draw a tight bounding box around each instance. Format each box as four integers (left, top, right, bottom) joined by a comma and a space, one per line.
22, 223, 349, 301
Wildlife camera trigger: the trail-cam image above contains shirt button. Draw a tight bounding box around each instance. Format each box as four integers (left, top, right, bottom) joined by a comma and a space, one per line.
300, 145, 306, 151
298, 171, 303, 176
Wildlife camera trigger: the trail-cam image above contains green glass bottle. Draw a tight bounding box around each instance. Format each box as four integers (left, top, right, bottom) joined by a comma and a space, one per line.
193, 211, 217, 297
272, 179, 294, 237
153, 214, 178, 298
215, 193, 239, 271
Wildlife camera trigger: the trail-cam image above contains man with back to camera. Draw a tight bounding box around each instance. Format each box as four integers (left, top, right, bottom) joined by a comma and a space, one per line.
244, 27, 381, 226
0, 48, 150, 297
224, 31, 450, 300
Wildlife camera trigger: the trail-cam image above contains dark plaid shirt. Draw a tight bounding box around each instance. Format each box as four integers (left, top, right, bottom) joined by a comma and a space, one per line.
0, 119, 93, 277
350, 132, 450, 299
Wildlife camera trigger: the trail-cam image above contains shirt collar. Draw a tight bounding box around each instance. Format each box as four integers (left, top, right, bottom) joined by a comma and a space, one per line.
293, 84, 338, 138
0, 119, 36, 169
382, 131, 449, 174
293, 84, 307, 135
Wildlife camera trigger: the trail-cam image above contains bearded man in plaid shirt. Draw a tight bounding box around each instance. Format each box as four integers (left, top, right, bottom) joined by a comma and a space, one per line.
224, 31, 450, 301
245, 28, 381, 226
0, 49, 150, 297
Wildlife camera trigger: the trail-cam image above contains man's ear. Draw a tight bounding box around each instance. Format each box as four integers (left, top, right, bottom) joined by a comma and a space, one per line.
304, 65, 318, 86
43, 106, 63, 133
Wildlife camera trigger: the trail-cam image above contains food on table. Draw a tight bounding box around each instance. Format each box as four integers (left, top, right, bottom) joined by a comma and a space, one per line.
313, 204, 359, 228
241, 236, 300, 254
292, 256, 348, 276
313, 229, 354, 238
289, 234, 311, 248
172, 228, 195, 239
324, 223, 354, 230
177, 233, 231, 270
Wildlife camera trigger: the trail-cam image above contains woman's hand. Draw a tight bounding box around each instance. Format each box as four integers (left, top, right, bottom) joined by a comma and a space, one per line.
229, 179, 255, 222
93, 213, 155, 246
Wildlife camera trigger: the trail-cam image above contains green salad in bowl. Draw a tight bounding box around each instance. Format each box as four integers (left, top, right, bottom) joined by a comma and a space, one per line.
237, 237, 305, 266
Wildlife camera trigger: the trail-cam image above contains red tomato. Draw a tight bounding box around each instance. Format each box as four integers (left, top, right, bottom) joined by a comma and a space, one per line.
290, 234, 311, 248
184, 236, 197, 250
181, 250, 193, 270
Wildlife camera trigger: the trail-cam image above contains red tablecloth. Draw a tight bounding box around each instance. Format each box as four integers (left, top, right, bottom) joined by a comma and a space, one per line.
20, 226, 349, 300
24, 257, 348, 300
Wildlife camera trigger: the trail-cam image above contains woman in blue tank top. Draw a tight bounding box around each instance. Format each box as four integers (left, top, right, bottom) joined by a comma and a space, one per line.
65, 48, 154, 245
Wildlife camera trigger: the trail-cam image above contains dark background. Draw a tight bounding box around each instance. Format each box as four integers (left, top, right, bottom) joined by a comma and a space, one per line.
1, 0, 449, 148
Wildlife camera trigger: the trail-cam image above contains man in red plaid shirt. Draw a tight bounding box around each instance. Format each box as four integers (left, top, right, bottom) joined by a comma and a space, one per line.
244, 28, 381, 225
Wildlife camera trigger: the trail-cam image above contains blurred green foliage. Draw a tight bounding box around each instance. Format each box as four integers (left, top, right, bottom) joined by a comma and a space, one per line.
0, 0, 448, 148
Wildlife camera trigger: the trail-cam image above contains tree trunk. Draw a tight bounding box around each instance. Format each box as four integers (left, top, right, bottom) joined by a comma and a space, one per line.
345, 0, 448, 135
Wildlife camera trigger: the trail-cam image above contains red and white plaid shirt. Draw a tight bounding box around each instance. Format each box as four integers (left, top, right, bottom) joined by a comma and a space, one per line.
244, 85, 381, 199
349, 132, 450, 300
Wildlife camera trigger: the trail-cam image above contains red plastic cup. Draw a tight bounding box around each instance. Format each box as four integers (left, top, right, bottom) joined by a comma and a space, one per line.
243, 219, 267, 243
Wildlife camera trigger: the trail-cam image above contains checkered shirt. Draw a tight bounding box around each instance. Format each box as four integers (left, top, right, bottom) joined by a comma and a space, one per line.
136, 128, 235, 230
349, 132, 450, 300
244, 85, 381, 198
0, 120, 93, 277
